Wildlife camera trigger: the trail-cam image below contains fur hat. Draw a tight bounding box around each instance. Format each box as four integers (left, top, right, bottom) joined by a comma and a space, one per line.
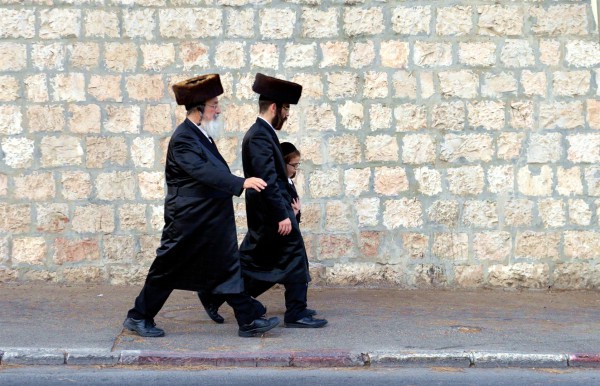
172, 74, 224, 110
252, 73, 302, 105
280, 142, 299, 157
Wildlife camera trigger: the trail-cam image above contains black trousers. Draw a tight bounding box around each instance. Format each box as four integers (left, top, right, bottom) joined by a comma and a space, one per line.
127, 283, 260, 326
244, 278, 309, 323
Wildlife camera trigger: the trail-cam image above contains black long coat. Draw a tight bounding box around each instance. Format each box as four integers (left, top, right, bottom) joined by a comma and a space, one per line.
146, 119, 246, 294
239, 118, 310, 284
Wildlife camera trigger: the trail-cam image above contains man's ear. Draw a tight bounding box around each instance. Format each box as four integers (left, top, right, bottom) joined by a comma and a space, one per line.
269, 102, 277, 114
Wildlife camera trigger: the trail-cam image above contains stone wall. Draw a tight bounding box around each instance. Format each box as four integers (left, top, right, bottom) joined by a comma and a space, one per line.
0, 0, 599, 289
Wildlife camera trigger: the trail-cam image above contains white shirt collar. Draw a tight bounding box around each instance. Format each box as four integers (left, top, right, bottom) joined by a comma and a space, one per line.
257, 116, 276, 132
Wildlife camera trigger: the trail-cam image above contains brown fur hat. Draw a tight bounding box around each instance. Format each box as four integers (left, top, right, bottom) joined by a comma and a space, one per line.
252, 73, 302, 105
172, 74, 224, 110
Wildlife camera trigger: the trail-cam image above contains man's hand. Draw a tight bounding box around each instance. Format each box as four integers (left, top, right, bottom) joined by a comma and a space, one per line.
291, 198, 301, 216
278, 218, 292, 236
243, 177, 267, 192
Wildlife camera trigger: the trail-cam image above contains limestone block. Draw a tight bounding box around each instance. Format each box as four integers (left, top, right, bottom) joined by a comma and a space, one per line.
317, 234, 354, 260
564, 231, 600, 259
454, 266, 484, 288
2, 137, 33, 168
40, 9, 81, 39
529, 4, 588, 36
141, 44, 175, 71
392, 6, 430, 35
420, 72, 435, 99
61, 172, 92, 200
297, 135, 324, 165
569, 199, 592, 226
427, 200, 459, 227
501, 40, 535, 67
27, 105, 65, 132
565, 41, 600, 68
433, 233, 468, 261
24, 74, 48, 103
159, 9, 221, 38
497, 132, 525, 161
365, 135, 399, 162
0, 42, 26, 71
108, 265, 147, 286
305, 103, 336, 131
96, 171, 136, 200
414, 264, 447, 288
32, 43, 66, 70
0, 105, 22, 134
105, 43, 137, 72
459, 42, 496, 67
350, 41, 374, 68
41, 136, 83, 167
439, 70, 478, 99
540, 101, 584, 129
413, 42, 452, 67
369, 104, 392, 130
88, 75, 122, 102
402, 134, 436, 164
359, 231, 384, 259
554, 263, 600, 290
36, 204, 69, 233
150, 205, 164, 231
0, 75, 19, 101
226, 9, 254, 38
119, 204, 146, 231
327, 72, 358, 99
556, 166, 583, 196
381, 41, 409, 68
527, 133, 563, 163
539, 40, 561, 66
327, 263, 405, 286
309, 169, 341, 198
515, 231, 560, 259
140, 171, 166, 200
327, 135, 361, 164
105, 105, 141, 133
538, 198, 566, 228
179, 42, 209, 70
343, 8, 383, 36
62, 267, 104, 284
383, 198, 423, 229
394, 104, 426, 132
84, 10, 119, 37
463, 200, 498, 228
487, 165, 514, 194
248, 44, 278, 69
521, 71, 546, 97
126, 74, 164, 101
215, 41, 246, 69
477, 5, 524, 36
392, 71, 417, 99
431, 101, 465, 131
474, 232, 511, 261
567, 134, 600, 163
509, 101, 534, 130
447, 166, 485, 195
402, 233, 428, 259
585, 167, 600, 196
364, 72, 388, 99
12, 237, 46, 265
553, 71, 590, 97
414, 167, 441, 196
302, 8, 338, 38
344, 168, 370, 197
468, 100, 505, 130
260, 8, 295, 39
69, 42, 99, 70
123, 9, 155, 40
0, 9, 35, 38
138, 235, 160, 264
588, 100, 600, 130
142, 105, 171, 134
325, 201, 352, 231
131, 137, 155, 168
503, 199, 534, 227
338, 101, 364, 130
437, 6, 472, 36
374, 167, 409, 196
0, 204, 30, 233
517, 166, 553, 196
296, 202, 319, 232
482, 72, 517, 98
356, 197, 379, 227
86, 137, 127, 168
14, 172, 55, 201
0, 174, 6, 196
53, 238, 100, 265
72, 205, 114, 233
440, 134, 493, 162
487, 263, 549, 289
291, 74, 322, 99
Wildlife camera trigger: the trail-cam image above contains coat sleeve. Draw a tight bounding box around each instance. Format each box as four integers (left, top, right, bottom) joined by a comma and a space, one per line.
171, 131, 245, 197
245, 130, 290, 222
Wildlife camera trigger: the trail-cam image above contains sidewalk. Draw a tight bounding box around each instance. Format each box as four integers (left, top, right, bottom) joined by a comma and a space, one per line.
1, 283, 599, 368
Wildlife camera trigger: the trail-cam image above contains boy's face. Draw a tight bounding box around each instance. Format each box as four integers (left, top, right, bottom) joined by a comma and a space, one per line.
286, 155, 301, 178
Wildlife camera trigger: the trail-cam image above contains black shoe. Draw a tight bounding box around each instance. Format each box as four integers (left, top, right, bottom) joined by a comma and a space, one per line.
306, 308, 317, 316
238, 316, 280, 337
285, 316, 327, 328
198, 292, 224, 324
123, 317, 165, 337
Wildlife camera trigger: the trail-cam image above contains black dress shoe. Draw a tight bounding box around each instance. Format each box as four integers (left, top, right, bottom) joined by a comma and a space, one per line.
198, 292, 224, 324
285, 315, 327, 328
123, 317, 165, 337
238, 316, 280, 337
306, 308, 317, 316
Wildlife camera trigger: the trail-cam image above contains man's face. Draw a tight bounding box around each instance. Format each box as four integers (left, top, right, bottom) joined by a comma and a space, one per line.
201, 97, 221, 123
272, 104, 290, 131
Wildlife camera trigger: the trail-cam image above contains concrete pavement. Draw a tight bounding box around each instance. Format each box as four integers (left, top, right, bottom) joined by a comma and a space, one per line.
1, 283, 599, 368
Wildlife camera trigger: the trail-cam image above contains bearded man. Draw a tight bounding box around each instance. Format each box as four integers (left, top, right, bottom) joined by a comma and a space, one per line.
123, 74, 279, 338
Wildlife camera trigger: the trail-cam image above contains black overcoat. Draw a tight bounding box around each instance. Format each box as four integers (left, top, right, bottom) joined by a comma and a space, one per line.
239, 118, 310, 284
146, 119, 246, 294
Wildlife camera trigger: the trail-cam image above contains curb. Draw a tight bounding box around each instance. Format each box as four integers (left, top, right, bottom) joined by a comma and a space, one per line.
2, 348, 600, 368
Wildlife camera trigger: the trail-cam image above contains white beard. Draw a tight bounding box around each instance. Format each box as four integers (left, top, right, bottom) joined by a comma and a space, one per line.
203, 117, 223, 140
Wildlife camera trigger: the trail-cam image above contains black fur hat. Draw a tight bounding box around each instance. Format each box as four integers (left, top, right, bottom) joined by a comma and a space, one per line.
172, 74, 224, 110
252, 73, 302, 105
